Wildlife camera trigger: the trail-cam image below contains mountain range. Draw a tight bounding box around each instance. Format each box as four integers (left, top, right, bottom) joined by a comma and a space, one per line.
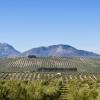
0, 43, 100, 58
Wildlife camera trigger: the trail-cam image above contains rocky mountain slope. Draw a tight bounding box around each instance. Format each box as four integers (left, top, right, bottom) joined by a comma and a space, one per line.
0, 43, 100, 58
0, 43, 20, 57
21, 44, 100, 58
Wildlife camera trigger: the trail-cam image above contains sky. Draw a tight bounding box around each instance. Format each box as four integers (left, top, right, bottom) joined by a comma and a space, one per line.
0, 0, 100, 53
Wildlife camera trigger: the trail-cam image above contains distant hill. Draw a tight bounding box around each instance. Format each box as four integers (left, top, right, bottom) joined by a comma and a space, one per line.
0, 43, 20, 58
21, 44, 100, 58
0, 43, 100, 58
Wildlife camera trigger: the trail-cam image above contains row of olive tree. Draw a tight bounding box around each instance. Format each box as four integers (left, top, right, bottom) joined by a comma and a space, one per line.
0, 79, 62, 100
65, 80, 100, 100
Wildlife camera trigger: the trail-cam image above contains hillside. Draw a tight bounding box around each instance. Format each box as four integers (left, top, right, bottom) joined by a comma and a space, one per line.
0, 43, 20, 57
21, 44, 100, 58
0, 57, 100, 73
0, 43, 100, 58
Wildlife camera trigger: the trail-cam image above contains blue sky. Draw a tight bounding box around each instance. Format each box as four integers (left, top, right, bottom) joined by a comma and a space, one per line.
0, 0, 100, 53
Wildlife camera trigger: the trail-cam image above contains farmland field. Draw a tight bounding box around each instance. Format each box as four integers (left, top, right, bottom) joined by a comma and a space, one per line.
0, 57, 100, 100
0, 57, 100, 73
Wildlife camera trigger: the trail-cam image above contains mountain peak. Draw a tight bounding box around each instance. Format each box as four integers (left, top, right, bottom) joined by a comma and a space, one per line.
0, 43, 20, 58
22, 44, 100, 58
0, 43, 100, 58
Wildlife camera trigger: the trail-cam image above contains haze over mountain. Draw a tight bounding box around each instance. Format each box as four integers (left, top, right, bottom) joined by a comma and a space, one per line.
0, 43, 100, 58
0, 43, 20, 57
21, 44, 100, 58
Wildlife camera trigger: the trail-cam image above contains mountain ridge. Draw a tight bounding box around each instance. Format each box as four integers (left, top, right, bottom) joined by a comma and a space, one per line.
0, 43, 100, 58
0, 43, 20, 57
21, 44, 100, 58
